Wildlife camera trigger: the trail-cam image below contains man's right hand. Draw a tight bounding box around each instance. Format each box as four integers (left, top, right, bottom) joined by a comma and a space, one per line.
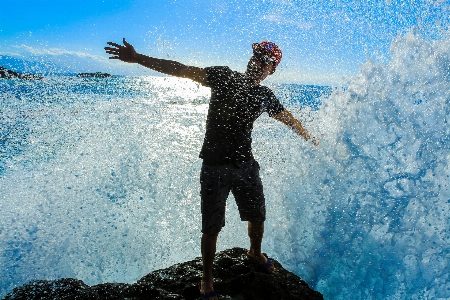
104, 38, 137, 63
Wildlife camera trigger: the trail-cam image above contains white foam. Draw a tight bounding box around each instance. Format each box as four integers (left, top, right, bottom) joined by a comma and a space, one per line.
1, 30, 450, 299
261, 29, 450, 299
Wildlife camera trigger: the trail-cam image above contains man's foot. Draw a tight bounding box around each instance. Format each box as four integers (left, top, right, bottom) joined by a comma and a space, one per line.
199, 280, 219, 300
247, 250, 276, 274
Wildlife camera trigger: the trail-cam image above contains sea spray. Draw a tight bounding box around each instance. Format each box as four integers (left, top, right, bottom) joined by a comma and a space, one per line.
1, 30, 449, 299
0, 76, 211, 297
263, 29, 450, 299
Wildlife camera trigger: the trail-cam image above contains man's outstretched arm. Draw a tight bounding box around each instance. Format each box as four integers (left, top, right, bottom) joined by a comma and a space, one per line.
105, 38, 207, 85
272, 110, 319, 146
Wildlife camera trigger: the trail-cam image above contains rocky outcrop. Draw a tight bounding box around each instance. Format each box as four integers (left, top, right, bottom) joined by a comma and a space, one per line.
0, 66, 43, 80
77, 72, 114, 78
2, 247, 323, 300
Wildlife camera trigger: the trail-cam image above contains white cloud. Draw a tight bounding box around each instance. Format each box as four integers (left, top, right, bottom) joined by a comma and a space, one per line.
14, 45, 106, 63
267, 0, 295, 5
262, 13, 313, 29
0, 51, 26, 58
261, 1, 314, 30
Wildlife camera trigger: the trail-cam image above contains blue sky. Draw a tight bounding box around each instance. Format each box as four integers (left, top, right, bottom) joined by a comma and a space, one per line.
1, 0, 449, 84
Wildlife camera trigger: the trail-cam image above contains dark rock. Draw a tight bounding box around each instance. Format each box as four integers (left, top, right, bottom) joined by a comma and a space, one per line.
1, 278, 90, 299
77, 72, 114, 78
0, 66, 43, 80
2, 247, 323, 300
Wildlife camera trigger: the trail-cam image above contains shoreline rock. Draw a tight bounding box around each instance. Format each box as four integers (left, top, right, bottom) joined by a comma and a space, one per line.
2, 247, 323, 300
77, 72, 114, 78
0, 66, 43, 80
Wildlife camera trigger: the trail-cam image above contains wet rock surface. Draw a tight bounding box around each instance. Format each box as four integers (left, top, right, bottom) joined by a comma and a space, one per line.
0, 66, 43, 80
2, 247, 322, 300
77, 72, 114, 78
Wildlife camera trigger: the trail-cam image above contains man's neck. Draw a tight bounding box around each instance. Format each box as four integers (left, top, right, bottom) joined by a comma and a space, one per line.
243, 72, 261, 86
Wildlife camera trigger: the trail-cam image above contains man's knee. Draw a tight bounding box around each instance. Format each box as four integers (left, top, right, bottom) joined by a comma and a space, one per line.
202, 231, 219, 240
249, 220, 264, 227
202, 217, 225, 235
248, 221, 265, 235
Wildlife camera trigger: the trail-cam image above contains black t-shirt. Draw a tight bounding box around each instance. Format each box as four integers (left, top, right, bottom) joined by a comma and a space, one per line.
200, 66, 285, 165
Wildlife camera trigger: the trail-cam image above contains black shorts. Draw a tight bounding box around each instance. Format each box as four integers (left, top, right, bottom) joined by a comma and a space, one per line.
200, 159, 266, 234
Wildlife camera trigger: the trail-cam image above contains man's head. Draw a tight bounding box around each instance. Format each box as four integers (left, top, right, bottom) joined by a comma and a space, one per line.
246, 41, 282, 84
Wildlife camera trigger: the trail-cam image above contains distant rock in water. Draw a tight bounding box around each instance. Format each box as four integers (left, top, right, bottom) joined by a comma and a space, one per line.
0, 66, 43, 80
77, 72, 114, 78
2, 247, 322, 300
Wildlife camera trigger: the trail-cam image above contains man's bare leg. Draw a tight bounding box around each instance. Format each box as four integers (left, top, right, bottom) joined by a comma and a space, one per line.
247, 221, 276, 273
200, 232, 219, 299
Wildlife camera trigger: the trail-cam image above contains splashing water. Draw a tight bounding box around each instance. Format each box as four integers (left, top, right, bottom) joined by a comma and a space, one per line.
270, 29, 450, 299
1, 30, 450, 299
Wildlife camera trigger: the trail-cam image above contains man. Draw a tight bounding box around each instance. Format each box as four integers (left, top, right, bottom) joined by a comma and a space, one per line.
105, 38, 318, 300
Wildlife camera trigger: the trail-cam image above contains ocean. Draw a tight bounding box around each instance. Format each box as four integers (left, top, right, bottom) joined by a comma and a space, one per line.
1, 30, 449, 299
